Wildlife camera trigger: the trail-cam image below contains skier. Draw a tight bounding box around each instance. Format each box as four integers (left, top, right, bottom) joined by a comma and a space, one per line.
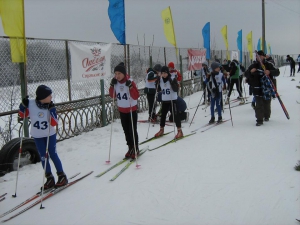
286, 55, 295, 76
168, 62, 182, 95
245, 50, 279, 126
109, 63, 140, 159
225, 59, 245, 105
19, 85, 68, 190
205, 62, 226, 124
144, 64, 161, 122
201, 61, 212, 105
154, 66, 183, 139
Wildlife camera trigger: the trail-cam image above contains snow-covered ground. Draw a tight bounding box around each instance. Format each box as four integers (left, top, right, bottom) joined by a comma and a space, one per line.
0, 66, 299, 225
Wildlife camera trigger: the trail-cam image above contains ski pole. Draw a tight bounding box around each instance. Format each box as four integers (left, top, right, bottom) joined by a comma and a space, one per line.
40, 112, 52, 209
12, 112, 26, 198
189, 91, 204, 127
243, 77, 247, 101
106, 87, 115, 164
228, 97, 233, 127
170, 98, 176, 142
146, 81, 160, 139
128, 91, 140, 168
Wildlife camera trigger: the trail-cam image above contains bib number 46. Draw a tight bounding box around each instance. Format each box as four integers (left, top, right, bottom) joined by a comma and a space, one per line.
162, 88, 170, 95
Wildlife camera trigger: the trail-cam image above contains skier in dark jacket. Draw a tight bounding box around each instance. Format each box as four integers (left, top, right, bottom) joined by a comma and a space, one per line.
286, 55, 295, 76
144, 64, 162, 121
245, 50, 280, 126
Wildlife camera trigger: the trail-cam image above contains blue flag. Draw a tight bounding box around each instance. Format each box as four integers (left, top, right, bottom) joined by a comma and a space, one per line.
202, 22, 210, 59
257, 38, 261, 51
108, 0, 126, 45
236, 29, 242, 63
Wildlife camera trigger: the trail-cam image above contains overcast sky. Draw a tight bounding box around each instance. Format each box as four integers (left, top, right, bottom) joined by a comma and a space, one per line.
0, 0, 299, 56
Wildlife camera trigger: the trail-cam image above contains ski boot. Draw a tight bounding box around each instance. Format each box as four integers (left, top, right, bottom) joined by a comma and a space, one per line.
209, 117, 215, 124
175, 128, 183, 139
155, 127, 164, 137
130, 146, 140, 159
55, 172, 68, 188
42, 173, 55, 191
217, 116, 222, 123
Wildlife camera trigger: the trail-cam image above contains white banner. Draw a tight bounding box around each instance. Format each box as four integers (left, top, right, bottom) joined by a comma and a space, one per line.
231, 51, 239, 61
69, 42, 112, 81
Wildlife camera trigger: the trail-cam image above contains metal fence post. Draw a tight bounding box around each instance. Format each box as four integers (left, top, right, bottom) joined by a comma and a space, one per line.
180, 55, 183, 97
19, 63, 29, 137
100, 79, 106, 127
65, 41, 72, 101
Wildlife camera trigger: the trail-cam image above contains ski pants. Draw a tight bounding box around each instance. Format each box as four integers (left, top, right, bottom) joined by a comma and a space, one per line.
210, 93, 222, 118
160, 101, 181, 128
120, 111, 139, 148
147, 93, 156, 119
34, 134, 63, 175
290, 64, 295, 76
227, 78, 243, 98
255, 96, 271, 123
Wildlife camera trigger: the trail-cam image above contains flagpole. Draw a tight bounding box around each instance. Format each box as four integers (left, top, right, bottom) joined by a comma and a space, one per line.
20, 0, 29, 137
262, 0, 265, 52
168, 6, 178, 57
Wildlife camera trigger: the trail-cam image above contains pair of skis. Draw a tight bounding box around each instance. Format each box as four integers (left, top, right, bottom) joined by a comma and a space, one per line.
95, 146, 149, 181
0, 171, 93, 223
191, 119, 230, 133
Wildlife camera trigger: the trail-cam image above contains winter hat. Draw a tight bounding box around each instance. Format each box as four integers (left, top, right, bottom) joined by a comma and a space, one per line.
114, 62, 126, 75
161, 66, 170, 75
168, 62, 175, 69
286, 55, 290, 58
257, 50, 266, 56
210, 62, 221, 71
202, 61, 208, 66
153, 64, 162, 72
36, 85, 52, 100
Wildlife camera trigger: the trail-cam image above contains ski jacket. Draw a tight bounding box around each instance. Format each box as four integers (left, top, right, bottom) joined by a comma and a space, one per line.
245, 61, 279, 97
144, 68, 158, 94
205, 71, 225, 98
109, 77, 139, 113
158, 75, 178, 101
229, 61, 239, 79
169, 69, 182, 82
19, 99, 57, 138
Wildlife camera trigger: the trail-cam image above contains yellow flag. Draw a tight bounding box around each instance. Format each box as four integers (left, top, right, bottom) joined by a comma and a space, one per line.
220, 25, 229, 59
246, 31, 253, 60
0, 0, 26, 62
161, 6, 177, 51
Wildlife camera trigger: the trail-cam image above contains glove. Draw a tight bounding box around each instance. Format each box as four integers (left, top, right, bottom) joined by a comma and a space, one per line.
110, 78, 117, 86
22, 96, 29, 108
48, 101, 55, 110
125, 80, 133, 88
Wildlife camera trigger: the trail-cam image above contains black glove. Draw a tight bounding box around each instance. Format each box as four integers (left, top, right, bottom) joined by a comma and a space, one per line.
22, 96, 29, 108
110, 78, 117, 86
48, 101, 55, 110
125, 80, 133, 88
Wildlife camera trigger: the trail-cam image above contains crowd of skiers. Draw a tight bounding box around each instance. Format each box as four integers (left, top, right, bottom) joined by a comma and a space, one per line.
18, 51, 296, 191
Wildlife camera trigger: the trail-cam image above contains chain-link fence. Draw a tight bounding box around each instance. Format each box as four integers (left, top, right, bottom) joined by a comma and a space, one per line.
0, 35, 289, 148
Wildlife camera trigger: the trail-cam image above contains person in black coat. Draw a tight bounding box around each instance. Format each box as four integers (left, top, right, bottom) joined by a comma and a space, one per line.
245, 50, 280, 126
286, 55, 295, 76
